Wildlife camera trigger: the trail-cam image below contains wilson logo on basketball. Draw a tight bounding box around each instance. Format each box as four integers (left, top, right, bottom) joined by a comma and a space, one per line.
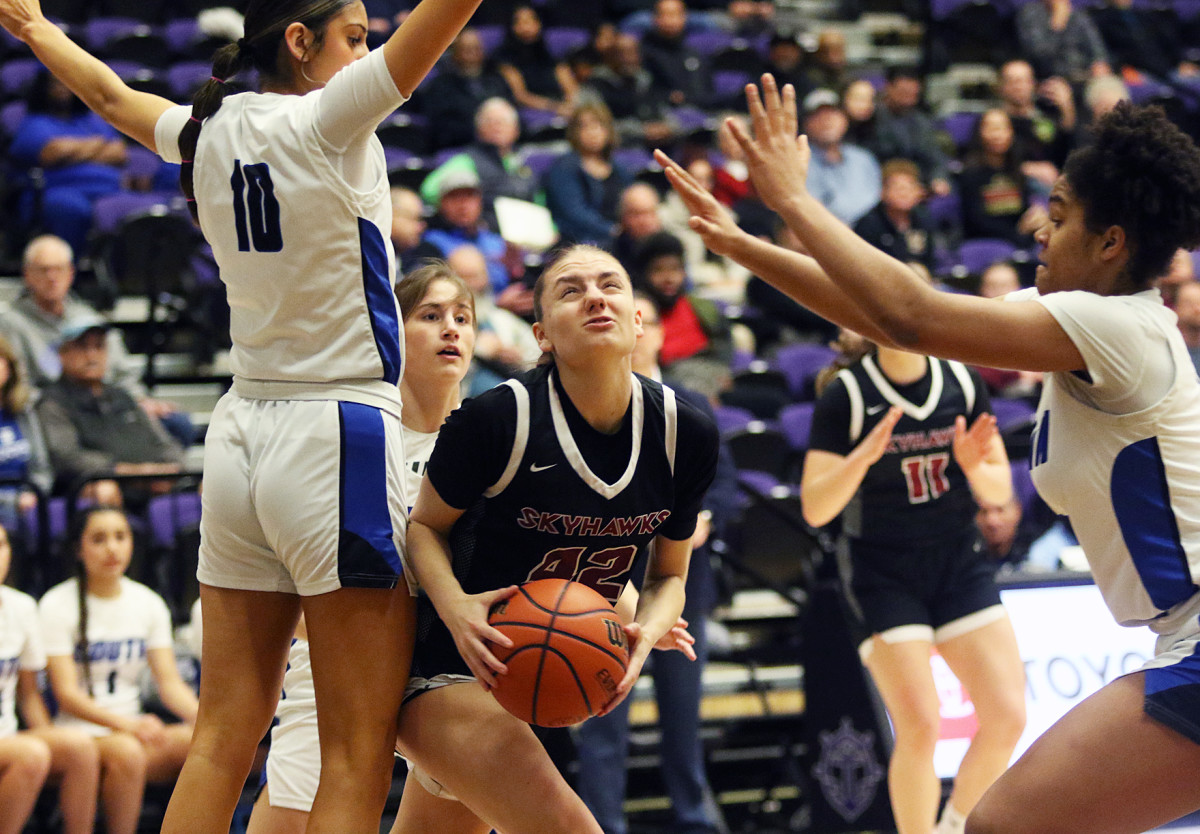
603, 618, 627, 649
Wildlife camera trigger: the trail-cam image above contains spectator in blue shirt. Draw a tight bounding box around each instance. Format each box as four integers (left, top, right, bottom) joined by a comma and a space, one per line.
9, 72, 125, 256
802, 88, 881, 226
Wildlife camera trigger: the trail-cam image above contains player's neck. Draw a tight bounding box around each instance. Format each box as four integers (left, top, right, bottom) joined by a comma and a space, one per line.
555, 361, 632, 435
401, 378, 459, 433
875, 347, 927, 385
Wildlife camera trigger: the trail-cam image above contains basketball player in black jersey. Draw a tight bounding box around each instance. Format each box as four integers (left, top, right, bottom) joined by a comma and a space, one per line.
391, 244, 719, 834
802, 331, 1026, 834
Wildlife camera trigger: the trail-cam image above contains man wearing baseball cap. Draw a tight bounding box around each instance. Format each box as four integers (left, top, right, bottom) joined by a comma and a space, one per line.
801, 87, 882, 226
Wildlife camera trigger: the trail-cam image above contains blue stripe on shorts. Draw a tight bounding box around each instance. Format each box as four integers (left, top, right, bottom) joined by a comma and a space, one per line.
1144, 637, 1200, 745
337, 402, 402, 589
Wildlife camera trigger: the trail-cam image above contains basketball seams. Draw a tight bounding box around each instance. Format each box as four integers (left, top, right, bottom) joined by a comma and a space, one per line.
488, 578, 629, 727
492, 622, 629, 667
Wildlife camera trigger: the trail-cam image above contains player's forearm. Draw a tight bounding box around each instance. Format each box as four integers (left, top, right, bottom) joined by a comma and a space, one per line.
21, 20, 132, 129
634, 573, 686, 646
724, 231, 897, 347
964, 459, 1014, 507
406, 521, 469, 612
800, 453, 870, 528
773, 191, 938, 349
382, 0, 484, 97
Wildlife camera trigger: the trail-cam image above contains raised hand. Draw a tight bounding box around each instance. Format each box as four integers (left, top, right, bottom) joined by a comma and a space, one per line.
857, 405, 903, 465
725, 74, 812, 215
654, 149, 747, 257
952, 413, 1001, 473
0, 0, 45, 39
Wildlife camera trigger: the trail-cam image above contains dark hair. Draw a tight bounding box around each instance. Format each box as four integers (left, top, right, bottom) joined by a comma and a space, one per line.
885, 65, 920, 84
395, 260, 476, 323
963, 108, 1023, 175
1062, 103, 1200, 286
632, 230, 685, 283
814, 330, 877, 396
67, 505, 130, 696
26, 69, 87, 116
178, 0, 356, 222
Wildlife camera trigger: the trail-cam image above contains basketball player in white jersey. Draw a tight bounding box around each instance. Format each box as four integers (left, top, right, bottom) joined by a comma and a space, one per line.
0, 1, 484, 831
0, 522, 99, 834
247, 263, 483, 834
660, 79, 1200, 833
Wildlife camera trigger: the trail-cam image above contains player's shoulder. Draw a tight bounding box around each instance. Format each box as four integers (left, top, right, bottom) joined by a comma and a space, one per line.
118, 577, 169, 607
0, 584, 37, 616
39, 579, 77, 610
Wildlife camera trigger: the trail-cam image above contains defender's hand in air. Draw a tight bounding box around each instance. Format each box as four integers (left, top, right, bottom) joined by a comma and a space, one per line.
726, 74, 811, 216
654, 150, 746, 258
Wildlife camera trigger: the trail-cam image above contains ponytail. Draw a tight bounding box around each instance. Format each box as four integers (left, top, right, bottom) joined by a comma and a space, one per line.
813, 331, 876, 397
177, 0, 354, 222
74, 552, 93, 696
179, 41, 251, 223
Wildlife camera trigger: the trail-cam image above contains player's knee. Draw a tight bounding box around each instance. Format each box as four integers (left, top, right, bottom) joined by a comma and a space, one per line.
893, 708, 941, 751
60, 731, 102, 775
13, 736, 53, 784
103, 735, 149, 782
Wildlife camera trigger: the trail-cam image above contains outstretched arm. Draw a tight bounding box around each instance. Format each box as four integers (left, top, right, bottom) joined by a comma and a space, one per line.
0, 0, 175, 150
380, 0, 485, 98
722, 75, 1084, 373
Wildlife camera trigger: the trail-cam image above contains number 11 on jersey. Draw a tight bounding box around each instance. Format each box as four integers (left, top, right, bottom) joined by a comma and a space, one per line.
231, 160, 283, 253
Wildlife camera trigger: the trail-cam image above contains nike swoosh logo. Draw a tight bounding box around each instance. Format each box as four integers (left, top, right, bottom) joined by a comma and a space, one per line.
866, 404, 886, 415
530, 463, 557, 473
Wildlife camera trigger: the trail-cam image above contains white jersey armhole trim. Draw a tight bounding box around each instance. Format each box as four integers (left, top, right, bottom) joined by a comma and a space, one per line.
662, 384, 678, 476
484, 380, 529, 498
838, 369, 865, 445
947, 360, 976, 413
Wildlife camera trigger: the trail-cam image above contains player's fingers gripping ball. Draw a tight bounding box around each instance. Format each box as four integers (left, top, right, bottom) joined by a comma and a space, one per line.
487, 578, 630, 727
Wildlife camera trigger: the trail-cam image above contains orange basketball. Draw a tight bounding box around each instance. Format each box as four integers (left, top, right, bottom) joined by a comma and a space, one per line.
487, 578, 630, 727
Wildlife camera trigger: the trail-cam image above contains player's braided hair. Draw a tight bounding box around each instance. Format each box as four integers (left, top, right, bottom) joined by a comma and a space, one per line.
67, 506, 132, 698
178, 0, 355, 223
1062, 103, 1200, 287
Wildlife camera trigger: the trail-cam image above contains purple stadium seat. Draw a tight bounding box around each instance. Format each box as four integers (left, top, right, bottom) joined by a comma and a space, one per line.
736, 468, 783, 498
668, 106, 709, 134
544, 26, 588, 60
163, 18, 200, 53
771, 341, 837, 400
683, 29, 735, 56
519, 148, 560, 178
713, 403, 756, 436
927, 190, 962, 229
84, 17, 146, 51
474, 24, 505, 56
91, 190, 183, 236
166, 61, 212, 100
712, 69, 752, 100
1, 58, 41, 99
1191, 248, 1200, 276
147, 491, 202, 550
613, 146, 655, 174
957, 238, 1019, 276
778, 402, 816, 452
1010, 460, 1037, 514
123, 143, 164, 180
991, 396, 1036, 432
938, 111, 979, 153
0, 101, 26, 137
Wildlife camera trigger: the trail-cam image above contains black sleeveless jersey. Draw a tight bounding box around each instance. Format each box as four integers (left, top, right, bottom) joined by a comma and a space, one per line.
412, 363, 718, 679
807, 355, 990, 545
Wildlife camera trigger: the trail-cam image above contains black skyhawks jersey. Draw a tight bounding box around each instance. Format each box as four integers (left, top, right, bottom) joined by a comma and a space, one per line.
413, 363, 718, 678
